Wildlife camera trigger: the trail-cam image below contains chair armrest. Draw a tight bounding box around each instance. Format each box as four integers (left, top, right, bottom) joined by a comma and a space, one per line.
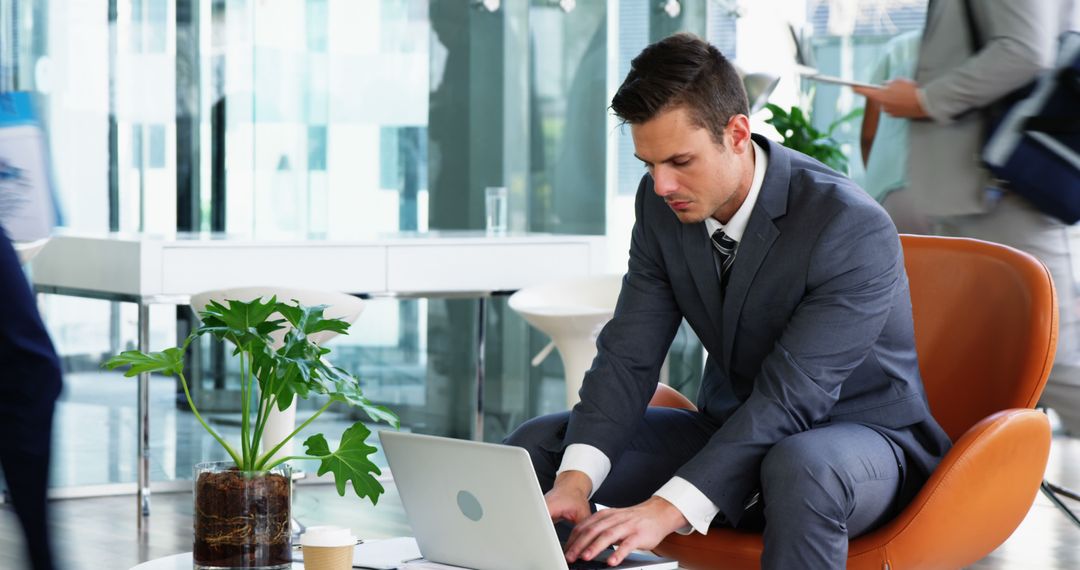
649, 383, 697, 411
849, 408, 1050, 570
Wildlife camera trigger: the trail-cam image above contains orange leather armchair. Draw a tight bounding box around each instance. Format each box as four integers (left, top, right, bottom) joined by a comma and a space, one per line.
649, 235, 1059, 570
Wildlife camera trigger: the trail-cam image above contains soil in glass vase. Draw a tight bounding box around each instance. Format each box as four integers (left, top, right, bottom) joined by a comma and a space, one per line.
193, 462, 292, 569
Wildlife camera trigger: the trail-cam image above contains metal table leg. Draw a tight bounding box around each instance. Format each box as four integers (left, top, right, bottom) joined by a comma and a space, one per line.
137, 302, 151, 522
473, 297, 486, 441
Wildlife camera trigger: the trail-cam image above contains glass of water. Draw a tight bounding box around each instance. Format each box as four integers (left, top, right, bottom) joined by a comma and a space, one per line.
485, 186, 508, 234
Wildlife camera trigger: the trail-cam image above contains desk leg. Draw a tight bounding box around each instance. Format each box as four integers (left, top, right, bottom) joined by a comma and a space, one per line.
137, 302, 151, 521
473, 297, 486, 441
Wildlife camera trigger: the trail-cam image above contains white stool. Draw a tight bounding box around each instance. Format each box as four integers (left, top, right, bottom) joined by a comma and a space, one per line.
509, 275, 622, 409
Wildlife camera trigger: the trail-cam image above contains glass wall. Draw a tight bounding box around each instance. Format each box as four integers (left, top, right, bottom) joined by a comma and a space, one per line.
802, 0, 927, 185
7, 0, 868, 491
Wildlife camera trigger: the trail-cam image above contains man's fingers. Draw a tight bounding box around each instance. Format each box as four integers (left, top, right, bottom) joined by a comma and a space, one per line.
855, 85, 889, 102
546, 492, 590, 525
582, 525, 632, 562
567, 510, 627, 561
606, 534, 641, 567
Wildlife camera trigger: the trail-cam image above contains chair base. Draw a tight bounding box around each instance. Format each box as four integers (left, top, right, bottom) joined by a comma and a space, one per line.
1041, 480, 1080, 528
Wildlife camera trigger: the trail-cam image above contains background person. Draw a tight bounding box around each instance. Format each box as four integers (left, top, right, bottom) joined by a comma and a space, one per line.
0, 226, 62, 570
856, 0, 1080, 435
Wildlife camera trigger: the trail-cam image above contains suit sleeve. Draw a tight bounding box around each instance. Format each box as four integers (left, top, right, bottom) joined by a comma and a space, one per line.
921, 0, 1058, 123
674, 205, 902, 526
563, 175, 684, 460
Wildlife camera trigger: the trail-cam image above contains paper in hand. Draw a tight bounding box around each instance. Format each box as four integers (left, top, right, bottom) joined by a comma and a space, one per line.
805, 74, 881, 90
0, 92, 55, 243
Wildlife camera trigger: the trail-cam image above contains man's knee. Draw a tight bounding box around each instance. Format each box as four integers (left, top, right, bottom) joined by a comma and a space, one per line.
503, 412, 571, 491
760, 436, 848, 514
503, 412, 568, 449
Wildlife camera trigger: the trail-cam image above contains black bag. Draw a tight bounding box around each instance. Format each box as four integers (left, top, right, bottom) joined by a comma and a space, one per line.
963, 0, 1080, 224
982, 33, 1080, 224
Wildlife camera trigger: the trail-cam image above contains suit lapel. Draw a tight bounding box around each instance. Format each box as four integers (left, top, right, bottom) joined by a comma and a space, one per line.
720, 210, 779, 372
721, 136, 791, 373
682, 220, 724, 342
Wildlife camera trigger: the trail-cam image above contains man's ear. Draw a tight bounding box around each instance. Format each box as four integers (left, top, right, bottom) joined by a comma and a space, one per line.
725, 114, 752, 153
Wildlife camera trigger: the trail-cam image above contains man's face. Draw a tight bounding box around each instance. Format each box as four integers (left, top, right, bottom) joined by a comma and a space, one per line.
631, 106, 751, 224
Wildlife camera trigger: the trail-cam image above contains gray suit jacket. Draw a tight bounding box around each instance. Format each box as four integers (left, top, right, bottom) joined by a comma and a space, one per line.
565, 136, 951, 525
909, 0, 1067, 216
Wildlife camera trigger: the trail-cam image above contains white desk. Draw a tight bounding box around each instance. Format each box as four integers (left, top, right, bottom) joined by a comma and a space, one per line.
32, 230, 606, 522
31, 230, 607, 299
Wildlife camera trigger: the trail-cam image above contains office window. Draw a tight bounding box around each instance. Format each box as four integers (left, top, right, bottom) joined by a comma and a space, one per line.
308, 124, 327, 172
803, 0, 928, 183
13, 0, 736, 490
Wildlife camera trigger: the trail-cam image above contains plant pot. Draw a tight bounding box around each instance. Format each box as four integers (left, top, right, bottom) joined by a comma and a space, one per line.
193, 461, 292, 570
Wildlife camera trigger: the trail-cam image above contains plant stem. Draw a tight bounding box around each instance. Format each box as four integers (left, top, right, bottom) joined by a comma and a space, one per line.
237, 340, 251, 470
177, 371, 242, 467
255, 399, 333, 471
251, 389, 278, 462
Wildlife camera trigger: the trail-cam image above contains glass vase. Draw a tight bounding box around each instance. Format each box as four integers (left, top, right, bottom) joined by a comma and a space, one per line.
193, 461, 292, 570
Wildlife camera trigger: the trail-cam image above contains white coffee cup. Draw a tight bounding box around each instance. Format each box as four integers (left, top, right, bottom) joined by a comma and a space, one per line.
301, 526, 356, 570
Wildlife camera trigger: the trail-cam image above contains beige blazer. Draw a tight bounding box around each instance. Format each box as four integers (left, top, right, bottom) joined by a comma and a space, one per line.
908, 0, 1069, 217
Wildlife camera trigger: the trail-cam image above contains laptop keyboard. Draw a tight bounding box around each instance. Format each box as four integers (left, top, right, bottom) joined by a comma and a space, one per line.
569, 560, 616, 570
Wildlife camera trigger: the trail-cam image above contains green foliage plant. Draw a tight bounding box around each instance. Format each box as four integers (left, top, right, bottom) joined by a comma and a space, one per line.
763, 103, 863, 174
104, 297, 399, 505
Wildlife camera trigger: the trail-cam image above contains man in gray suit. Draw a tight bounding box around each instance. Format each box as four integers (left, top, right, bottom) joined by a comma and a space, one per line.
505, 34, 951, 569
856, 0, 1080, 435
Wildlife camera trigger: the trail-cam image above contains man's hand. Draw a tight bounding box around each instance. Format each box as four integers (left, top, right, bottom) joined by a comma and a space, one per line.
546, 470, 593, 525
563, 496, 688, 567
854, 79, 929, 119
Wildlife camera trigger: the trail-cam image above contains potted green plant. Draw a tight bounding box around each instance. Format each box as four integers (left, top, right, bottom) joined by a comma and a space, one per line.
105, 297, 398, 570
764, 103, 863, 174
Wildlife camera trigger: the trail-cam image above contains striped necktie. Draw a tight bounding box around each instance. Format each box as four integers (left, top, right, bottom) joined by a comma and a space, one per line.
711, 228, 738, 279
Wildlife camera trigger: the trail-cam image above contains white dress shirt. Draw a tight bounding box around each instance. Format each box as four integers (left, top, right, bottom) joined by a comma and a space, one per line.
557, 141, 768, 535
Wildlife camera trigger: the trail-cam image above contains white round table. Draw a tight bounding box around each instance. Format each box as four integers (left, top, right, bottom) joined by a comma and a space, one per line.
130, 553, 305, 569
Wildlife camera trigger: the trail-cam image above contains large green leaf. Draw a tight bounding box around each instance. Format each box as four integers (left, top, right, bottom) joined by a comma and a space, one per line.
319, 365, 399, 429
197, 297, 284, 351
765, 103, 854, 174
277, 303, 351, 338
104, 347, 186, 377
353, 398, 400, 429
304, 423, 384, 504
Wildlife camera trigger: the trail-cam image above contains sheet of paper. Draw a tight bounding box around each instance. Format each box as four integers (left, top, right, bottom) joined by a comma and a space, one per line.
353, 537, 423, 569
0, 92, 55, 243
398, 560, 471, 570
805, 74, 881, 90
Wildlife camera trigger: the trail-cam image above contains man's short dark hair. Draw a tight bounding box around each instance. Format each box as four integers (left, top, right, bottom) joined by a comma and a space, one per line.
611, 33, 749, 144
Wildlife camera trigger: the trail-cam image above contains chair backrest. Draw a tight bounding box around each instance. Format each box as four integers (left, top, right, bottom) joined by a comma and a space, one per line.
902, 235, 1057, 440
190, 286, 365, 349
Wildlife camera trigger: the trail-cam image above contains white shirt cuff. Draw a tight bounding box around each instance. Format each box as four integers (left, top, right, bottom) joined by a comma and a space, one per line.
653, 477, 720, 535
556, 444, 611, 499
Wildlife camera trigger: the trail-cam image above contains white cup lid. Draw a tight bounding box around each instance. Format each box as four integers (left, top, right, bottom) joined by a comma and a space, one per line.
300, 525, 357, 547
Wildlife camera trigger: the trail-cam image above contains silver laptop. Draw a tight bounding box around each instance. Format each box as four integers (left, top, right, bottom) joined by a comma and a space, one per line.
379, 431, 679, 570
